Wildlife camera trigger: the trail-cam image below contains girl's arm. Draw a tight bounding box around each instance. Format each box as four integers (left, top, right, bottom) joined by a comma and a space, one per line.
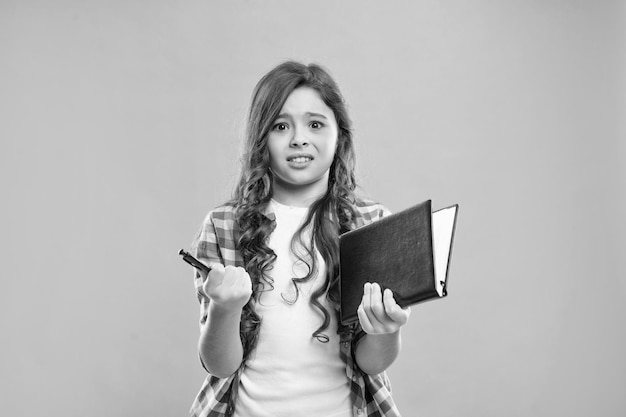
197, 264, 252, 378
354, 282, 411, 375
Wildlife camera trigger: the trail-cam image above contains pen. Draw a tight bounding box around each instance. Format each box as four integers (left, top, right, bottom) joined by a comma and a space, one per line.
179, 249, 211, 274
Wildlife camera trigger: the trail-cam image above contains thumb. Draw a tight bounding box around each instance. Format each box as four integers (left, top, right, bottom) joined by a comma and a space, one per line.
209, 263, 225, 275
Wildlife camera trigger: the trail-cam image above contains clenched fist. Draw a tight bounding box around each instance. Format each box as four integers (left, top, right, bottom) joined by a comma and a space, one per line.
202, 264, 252, 312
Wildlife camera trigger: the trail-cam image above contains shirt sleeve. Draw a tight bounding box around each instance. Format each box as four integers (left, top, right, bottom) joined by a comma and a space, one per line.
191, 210, 224, 327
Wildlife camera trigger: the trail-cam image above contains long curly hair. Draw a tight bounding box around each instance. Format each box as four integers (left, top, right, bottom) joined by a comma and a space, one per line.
232, 61, 358, 344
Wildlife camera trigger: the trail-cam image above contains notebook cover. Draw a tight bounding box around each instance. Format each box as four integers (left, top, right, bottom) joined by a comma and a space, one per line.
339, 200, 443, 325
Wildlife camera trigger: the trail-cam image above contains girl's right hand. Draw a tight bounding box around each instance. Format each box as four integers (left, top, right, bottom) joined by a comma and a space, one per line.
202, 264, 252, 312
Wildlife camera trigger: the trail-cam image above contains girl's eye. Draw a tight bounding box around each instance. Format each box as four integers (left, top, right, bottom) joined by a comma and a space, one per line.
310, 121, 324, 129
273, 122, 288, 131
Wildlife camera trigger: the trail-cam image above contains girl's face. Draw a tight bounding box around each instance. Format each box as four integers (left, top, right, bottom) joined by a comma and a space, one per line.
267, 87, 339, 204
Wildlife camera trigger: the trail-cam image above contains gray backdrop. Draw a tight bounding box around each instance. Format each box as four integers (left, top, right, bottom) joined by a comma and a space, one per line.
1, 1, 624, 416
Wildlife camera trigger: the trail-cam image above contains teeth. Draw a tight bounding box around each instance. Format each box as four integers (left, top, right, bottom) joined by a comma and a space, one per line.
291, 157, 311, 163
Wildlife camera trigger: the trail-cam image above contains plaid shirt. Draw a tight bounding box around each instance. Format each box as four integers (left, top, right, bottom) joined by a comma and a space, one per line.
189, 198, 401, 417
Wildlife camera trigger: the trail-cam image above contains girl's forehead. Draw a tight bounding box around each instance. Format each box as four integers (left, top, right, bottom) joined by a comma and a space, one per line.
279, 87, 333, 116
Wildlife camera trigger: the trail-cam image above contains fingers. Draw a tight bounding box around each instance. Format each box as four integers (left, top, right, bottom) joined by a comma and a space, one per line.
358, 283, 387, 334
213, 265, 246, 289
357, 282, 410, 334
362, 282, 388, 326
233, 266, 252, 293
206, 264, 242, 287
383, 288, 411, 324
224, 266, 251, 292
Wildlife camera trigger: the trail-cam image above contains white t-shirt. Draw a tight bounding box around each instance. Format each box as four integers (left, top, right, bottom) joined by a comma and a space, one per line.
234, 200, 352, 417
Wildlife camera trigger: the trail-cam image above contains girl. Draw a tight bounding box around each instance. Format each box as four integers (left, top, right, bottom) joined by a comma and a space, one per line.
189, 61, 411, 417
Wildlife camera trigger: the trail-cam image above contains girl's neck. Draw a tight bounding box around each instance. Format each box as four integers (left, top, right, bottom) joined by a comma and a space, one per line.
271, 180, 327, 208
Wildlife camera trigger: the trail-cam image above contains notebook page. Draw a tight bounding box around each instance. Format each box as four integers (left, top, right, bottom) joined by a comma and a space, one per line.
432, 206, 457, 296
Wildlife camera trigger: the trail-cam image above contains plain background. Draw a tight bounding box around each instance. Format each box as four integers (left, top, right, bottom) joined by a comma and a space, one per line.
1, 1, 624, 416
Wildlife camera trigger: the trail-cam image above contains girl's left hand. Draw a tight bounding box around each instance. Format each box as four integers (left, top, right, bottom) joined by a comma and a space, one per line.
357, 282, 411, 335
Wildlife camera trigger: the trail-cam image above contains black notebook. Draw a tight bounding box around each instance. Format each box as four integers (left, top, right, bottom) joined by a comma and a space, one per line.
339, 200, 459, 325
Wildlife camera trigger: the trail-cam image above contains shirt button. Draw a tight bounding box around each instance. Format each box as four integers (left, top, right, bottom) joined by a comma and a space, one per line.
357, 409, 364, 415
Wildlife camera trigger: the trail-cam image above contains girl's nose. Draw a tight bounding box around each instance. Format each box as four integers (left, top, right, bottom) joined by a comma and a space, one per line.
289, 127, 309, 147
